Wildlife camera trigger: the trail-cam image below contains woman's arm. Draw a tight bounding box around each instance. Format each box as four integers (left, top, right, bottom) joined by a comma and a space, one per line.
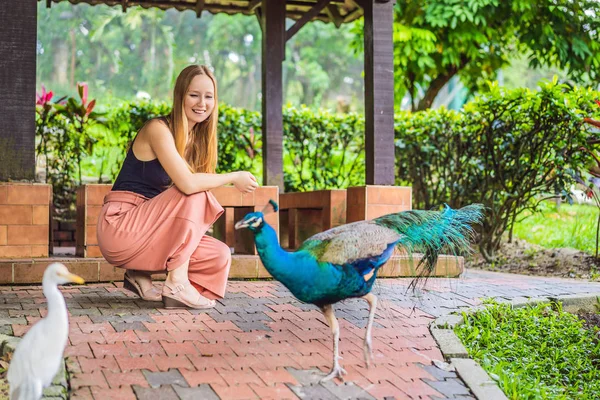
147, 120, 258, 194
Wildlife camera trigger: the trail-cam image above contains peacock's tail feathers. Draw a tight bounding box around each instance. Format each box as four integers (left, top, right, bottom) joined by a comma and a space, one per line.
374, 204, 485, 287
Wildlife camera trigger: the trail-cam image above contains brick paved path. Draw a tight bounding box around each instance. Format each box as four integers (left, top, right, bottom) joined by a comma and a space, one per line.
1, 269, 599, 400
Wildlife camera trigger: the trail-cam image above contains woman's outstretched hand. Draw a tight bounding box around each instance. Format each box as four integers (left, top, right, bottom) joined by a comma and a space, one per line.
233, 171, 259, 193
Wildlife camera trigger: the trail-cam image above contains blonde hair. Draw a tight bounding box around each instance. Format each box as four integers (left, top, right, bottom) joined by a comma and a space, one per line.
166, 65, 218, 173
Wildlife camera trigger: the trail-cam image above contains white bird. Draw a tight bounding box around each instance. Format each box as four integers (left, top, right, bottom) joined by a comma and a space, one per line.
7, 263, 84, 400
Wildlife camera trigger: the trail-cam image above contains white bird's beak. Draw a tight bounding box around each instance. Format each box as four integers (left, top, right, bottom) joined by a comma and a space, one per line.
65, 273, 85, 284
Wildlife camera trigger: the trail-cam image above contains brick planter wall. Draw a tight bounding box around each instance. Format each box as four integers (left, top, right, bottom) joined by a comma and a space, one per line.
346, 185, 412, 222
0, 183, 51, 258
76, 184, 111, 258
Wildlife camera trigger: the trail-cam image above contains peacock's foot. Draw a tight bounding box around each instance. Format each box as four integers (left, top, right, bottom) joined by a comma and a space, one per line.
320, 363, 347, 383
363, 338, 373, 368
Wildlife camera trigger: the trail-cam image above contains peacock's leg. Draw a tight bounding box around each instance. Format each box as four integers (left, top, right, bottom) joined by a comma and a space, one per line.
362, 293, 378, 367
320, 304, 347, 382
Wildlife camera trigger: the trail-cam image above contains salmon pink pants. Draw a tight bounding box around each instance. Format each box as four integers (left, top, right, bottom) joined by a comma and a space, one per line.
96, 186, 231, 299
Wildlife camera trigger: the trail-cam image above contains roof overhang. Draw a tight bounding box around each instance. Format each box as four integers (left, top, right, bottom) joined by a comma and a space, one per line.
41, 0, 365, 25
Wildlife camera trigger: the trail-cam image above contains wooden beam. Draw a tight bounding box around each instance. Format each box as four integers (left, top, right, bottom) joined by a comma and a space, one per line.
122, 0, 128, 12
343, 4, 363, 23
129, 1, 250, 13
325, 4, 342, 28
0, 0, 37, 181
287, 0, 347, 7
248, 0, 261, 12
46, 0, 52, 8
286, 0, 345, 6
195, 0, 205, 18
285, 0, 331, 42
254, 4, 264, 33
261, 0, 285, 190
363, 0, 395, 185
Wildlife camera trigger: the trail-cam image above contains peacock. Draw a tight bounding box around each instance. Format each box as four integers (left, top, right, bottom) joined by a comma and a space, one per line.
235, 201, 484, 382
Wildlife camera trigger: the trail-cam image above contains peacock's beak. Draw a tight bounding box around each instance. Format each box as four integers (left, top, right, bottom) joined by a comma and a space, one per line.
234, 220, 247, 230
66, 273, 85, 285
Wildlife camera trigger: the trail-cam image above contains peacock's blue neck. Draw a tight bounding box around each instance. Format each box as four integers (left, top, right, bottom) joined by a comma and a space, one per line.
254, 223, 296, 282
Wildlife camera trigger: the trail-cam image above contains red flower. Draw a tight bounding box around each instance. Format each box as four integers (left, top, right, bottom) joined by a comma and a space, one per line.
76, 82, 96, 116
36, 85, 53, 106
77, 82, 88, 106
85, 99, 96, 117
595, 99, 600, 108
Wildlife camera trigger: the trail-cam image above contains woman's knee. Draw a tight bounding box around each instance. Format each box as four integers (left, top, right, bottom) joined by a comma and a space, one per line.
216, 241, 232, 268
182, 189, 209, 203
166, 185, 208, 203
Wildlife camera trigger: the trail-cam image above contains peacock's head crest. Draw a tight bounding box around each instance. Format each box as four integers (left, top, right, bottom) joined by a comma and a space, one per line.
234, 200, 278, 232
234, 212, 264, 231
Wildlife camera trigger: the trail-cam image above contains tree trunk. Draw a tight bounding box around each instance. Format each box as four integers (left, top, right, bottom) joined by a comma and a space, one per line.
417, 70, 457, 111
52, 39, 69, 86
479, 242, 495, 263
70, 29, 76, 88
416, 57, 469, 111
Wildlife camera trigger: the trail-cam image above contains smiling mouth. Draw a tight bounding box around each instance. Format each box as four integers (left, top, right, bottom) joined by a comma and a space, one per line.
193, 109, 206, 115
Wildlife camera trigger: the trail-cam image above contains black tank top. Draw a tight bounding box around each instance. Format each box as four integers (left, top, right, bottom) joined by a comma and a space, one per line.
112, 117, 172, 198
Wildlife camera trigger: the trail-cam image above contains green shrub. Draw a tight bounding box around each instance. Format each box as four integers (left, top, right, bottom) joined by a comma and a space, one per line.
36, 83, 105, 220
283, 105, 364, 192
216, 104, 262, 179
98, 99, 172, 180
455, 301, 600, 399
395, 80, 599, 260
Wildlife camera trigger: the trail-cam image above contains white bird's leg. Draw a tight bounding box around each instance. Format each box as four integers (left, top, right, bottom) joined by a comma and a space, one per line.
362, 293, 378, 368
320, 304, 347, 382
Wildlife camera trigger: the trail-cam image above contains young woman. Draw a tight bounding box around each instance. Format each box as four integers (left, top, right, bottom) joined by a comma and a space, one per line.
97, 65, 258, 309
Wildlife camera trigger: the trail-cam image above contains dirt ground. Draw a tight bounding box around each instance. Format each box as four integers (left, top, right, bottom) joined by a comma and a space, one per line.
466, 238, 600, 280
578, 312, 600, 332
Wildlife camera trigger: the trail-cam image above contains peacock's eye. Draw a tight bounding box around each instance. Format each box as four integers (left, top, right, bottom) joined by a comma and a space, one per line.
249, 217, 263, 228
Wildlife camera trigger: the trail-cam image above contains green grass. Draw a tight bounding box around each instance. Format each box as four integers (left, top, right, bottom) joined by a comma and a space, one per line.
455, 301, 600, 399
512, 202, 599, 255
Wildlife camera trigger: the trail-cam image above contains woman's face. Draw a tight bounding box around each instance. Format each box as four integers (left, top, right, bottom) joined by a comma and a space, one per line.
184, 74, 215, 129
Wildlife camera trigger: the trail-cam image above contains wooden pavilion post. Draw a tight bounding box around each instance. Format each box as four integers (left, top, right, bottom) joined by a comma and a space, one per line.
260, 0, 286, 191
363, 0, 395, 185
0, 0, 37, 181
